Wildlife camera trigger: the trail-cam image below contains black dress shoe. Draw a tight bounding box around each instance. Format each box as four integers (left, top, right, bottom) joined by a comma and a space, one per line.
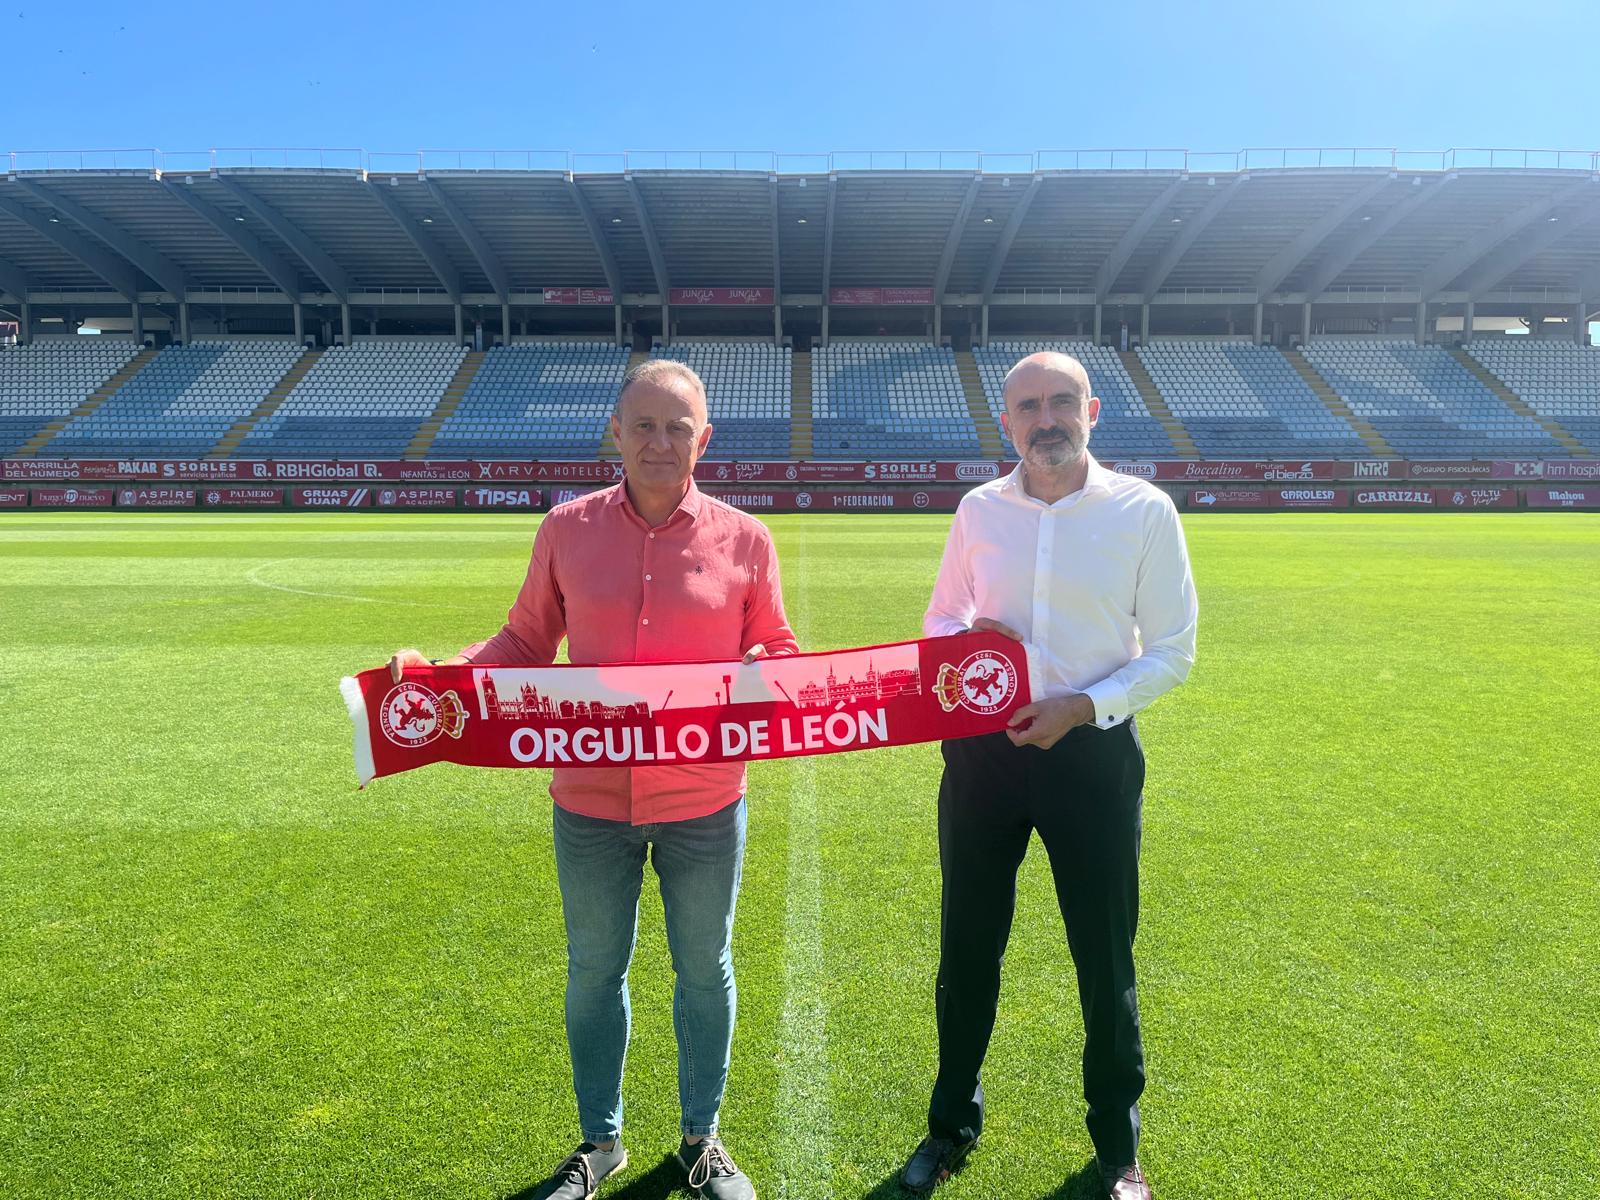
900, 1134, 978, 1194
1097, 1157, 1152, 1200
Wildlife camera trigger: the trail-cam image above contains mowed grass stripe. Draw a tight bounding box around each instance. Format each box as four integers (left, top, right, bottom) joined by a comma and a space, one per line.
1, 512, 1597, 1198
773, 519, 834, 1200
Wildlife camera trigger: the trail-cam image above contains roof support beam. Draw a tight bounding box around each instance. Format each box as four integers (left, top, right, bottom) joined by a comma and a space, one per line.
623, 175, 670, 296
1255, 175, 1393, 299
980, 175, 1042, 304
821, 175, 838, 299
1460, 196, 1600, 299
770, 176, 783, 342
769, 176, 782, 299
567, 177, 624, 300
0, 194, 140, 299
214, 176, 349, 304
0, 252, 30, 300
1419, 181, 1591, 300
1140, 176, 1246, 300
1094, 178, 1184, 302
368, 181, 461, 302
159, 179, 301, 301
12, 178, 189, 299
423, 178, 510, 304
1302, 177, 1453, 300
932, 176, 982, 303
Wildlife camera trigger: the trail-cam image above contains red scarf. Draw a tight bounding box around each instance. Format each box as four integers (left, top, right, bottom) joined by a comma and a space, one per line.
341, 632, 1033, 786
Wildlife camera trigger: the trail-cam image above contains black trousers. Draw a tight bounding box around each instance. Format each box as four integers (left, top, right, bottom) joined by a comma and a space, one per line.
927, 720, 1146, 1168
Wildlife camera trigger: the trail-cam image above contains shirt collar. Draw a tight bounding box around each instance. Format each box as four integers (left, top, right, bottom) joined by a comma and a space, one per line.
1005, 453, 1112, 506
611, 476, 703, 526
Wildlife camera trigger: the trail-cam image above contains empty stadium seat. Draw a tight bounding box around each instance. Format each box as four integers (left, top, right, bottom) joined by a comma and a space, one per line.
42, 339, 303, 458
431, 341, 629, 459
238, 340, 466, 459
1302, 340, 1563, 458
812, 341, 980, 459
0, 338, 140, 455
654, 341, 791, 458
1138, 340, 1367, 458
976, 341, 1177, 459
1466, 339, 1600, 455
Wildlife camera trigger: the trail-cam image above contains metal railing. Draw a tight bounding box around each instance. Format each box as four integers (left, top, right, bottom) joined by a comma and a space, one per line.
6, 146, 1600, 176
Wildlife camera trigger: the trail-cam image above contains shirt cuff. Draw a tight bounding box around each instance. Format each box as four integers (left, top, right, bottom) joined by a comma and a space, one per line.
1081, 677, 1130, 730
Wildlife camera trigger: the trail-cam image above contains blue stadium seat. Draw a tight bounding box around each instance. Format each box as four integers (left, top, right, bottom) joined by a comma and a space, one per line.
1138, 340, 1368, 459
430, 341, 628, 459
1466, 339, 1600, 455
238, 340, 465, 458
0, 338, 140, 455
812, 341, 980, 459
43, 339, 302, 458
1302, 340, 1563, 458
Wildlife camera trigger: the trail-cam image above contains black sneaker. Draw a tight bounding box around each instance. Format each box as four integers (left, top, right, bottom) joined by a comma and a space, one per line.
675, 1135, 755, 1200
530, 1141, 628, 1200
899, 1134, 978, 1194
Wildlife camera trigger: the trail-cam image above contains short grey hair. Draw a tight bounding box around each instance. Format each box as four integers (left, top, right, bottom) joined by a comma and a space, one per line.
615, 359, 707, 417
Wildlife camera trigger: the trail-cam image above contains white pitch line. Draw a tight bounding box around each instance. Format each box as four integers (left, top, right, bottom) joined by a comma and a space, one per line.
244, 558, 382, 604
244, 558, 478, 611
774, 522, 833, 1199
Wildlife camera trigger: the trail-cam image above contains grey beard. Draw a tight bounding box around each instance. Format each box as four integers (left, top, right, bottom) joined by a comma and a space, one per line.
1024, 430, 1088, 470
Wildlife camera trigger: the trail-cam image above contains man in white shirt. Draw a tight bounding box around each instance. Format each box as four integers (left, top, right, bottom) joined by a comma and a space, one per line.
899, 352, 1197, 1200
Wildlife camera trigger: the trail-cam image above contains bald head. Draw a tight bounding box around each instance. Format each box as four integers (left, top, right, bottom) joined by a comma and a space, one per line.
1000, 351, 1091, 409
998, 350, 1100, 472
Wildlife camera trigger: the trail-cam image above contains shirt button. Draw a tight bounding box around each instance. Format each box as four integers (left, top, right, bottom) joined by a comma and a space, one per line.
645, 574, 652, 581
648, 532, 656, 540
641, 618, 650, 625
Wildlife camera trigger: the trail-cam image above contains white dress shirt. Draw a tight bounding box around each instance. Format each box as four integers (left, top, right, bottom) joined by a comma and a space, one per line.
924, 455, 1197, 729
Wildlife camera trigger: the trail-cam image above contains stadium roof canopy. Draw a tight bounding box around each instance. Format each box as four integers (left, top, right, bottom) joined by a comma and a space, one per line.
2, 147, 1598, 329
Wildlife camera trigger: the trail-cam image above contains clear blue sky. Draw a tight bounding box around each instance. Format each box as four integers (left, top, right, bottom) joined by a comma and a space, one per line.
7, 0, 1596, 156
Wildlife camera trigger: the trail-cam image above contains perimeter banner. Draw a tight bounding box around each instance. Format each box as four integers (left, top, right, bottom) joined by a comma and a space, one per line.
340, 632, 1033, 786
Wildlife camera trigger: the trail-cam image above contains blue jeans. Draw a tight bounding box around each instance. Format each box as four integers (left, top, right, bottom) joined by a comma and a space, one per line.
552, 797, 746, 1143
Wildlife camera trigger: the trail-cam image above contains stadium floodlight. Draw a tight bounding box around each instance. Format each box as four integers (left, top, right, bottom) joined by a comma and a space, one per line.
797, 218, 807, 224
421, 217, 433, 224
983, 215, 994, 223
611, 216, 622, 224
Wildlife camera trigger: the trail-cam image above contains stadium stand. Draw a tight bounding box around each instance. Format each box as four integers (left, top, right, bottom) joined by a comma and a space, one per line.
429, 341, 629, 459
1137, 341, 1369, 458
0, 339, 141, 456
41, 340, 304, 458
1301, 340, 1567, 458
974, 340, 1178, 458
1465, 341, 1600, 455
811, 341, 981, 458
237, 340, 466, 459
652, 342, 792, 457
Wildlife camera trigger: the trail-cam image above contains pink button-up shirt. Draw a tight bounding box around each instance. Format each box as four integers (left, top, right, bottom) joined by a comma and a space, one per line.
459, 480, 798, 825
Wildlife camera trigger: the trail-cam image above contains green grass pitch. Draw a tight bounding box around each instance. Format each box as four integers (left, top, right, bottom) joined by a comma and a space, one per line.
3, 511, 1598, 1199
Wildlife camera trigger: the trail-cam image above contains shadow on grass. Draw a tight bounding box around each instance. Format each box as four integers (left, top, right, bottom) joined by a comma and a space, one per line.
859, 1154, 1102, 1200
503, 1152, 686, 1200
1039, 1158, 1105, 1200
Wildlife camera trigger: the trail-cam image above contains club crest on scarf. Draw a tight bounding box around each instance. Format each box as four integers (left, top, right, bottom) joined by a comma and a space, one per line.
379, 682, 469, 748
935, 650, 1019, 715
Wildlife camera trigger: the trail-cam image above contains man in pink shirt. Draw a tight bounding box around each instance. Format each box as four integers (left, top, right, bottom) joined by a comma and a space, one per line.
389, 360, 796, 1200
